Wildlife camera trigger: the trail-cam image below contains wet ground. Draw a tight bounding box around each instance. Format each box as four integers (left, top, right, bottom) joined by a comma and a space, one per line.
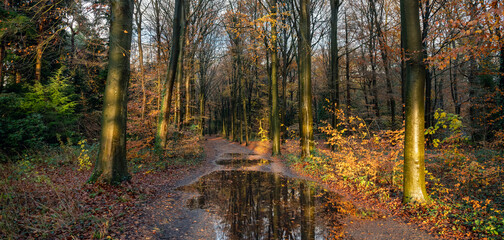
141, 137, 435, 240
177, 170, 346, 239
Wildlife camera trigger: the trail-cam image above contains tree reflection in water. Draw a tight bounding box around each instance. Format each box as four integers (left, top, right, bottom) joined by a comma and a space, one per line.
177, 171, 347, 239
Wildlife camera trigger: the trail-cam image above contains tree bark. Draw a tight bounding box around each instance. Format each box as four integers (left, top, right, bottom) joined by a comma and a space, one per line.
270, 0, 280, 155
299, 0, 313, 158
500, 45, 504, 91
35, 19, 45, 83
199, 91, 205, 136
185, 63, 191, 125
134, 0, 146, 120
89, 0, 133, 184
330, 0, 340, 140
156, 0, 185, 149
449, 46, 461, 114
152, 0, 162, 109
345, 11, 351, 115
175, 52, 183, 126
401, 0, 428, 203
422, 0, 432, 134
0, 45, 4, 93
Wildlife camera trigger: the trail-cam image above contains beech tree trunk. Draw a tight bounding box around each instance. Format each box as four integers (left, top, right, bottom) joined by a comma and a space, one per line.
330, 0, 340, 137
185, 64, 191, 125
199, 91, 205, 136
134, 0, 146, 120
175, 54, 183, 126
401, 0, 428, 203
270, 0, 280, 155
89, 0, 133, 184
422, 0, 433, 134
156, 0, 185, 149
152, 0, 162, 109
345, 11, 351, 114
449, 46, 461, 115
500, 45, 504, 90
0, 45, 4, 93
299, 0, 313, 158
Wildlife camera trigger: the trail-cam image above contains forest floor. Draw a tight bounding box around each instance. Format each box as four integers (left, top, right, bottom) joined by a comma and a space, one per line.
3, 135, 499, 239
129, 137, 435, 239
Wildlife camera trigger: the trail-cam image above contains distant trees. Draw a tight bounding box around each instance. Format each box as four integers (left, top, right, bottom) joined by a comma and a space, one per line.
0, 0, 109, 154
89, 0, 133, 184
1, 0, 503, 189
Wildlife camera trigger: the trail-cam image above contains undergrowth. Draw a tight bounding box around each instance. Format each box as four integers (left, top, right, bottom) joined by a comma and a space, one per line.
285, 109, 504, 239
0, 126, 204, 239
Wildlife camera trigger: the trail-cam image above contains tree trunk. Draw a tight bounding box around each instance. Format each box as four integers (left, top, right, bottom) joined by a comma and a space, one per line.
367, 3, 380, 119
35, 37, 43, 82
198, 52, 206, 136
270, 0, 280, 155
401, 0, 428, 203
0, 44, 4, 93
281, 67, 288, 138
242, 76, 249, 145
135, 0, 146, 120
422, 0, 432, 133
330, 0, 340, 142
89, 0, 133, 184
468, 57, 479, 140
500, 45, 504, 90
185, 64, 191, 125
199, 91, 205, 136
156, 0, 185, 149
434, 69, 444, 110
175, 62, 182, 126
345, 11, 351, 115
152, 0, 162, 109
449, 53, 460, 114
299, 0, 313, 158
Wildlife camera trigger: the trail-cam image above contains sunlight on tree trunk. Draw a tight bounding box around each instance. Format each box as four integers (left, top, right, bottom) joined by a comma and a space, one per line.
89, 0, 133, 184
299, 0, 313, 158
156, 0, 185, 149
401, 0, 428, 204
185, 67, 191, 125
270, 0, 280, 155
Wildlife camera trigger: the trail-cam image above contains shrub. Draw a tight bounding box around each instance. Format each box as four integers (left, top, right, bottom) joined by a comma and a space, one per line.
0, 67, 79, 158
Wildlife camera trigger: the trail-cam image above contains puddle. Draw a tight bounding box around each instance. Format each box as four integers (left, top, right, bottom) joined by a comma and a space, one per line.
221, 153, 257, 158
177, 170, 347, 239
215, 158, 270, 167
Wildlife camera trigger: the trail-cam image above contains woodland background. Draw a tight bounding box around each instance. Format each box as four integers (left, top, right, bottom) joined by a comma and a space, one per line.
1, 0, 504, 239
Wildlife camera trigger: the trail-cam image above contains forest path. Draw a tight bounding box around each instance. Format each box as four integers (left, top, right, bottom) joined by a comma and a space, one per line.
139, 137, 435, 240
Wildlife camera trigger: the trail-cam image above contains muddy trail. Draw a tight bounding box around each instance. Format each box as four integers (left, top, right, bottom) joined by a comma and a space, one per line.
139, 137, 434, 240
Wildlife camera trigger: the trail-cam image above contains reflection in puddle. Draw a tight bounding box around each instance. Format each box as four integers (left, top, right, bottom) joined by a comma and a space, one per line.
215, 158, 270, 167
221, 153, 257, 158
177, 171, 347, 239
